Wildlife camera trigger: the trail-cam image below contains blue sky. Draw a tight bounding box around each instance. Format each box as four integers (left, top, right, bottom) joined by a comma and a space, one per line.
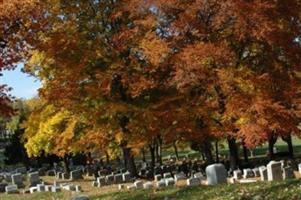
0, 64, 41, 99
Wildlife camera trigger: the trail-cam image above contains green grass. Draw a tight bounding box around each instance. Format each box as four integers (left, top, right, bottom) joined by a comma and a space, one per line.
1, 179, 300, 200
91, 179, 301, 200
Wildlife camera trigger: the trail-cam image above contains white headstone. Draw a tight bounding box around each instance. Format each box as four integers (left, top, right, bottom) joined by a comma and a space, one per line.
233, 170, 242, 180
267, 161, 282, 181
205, 164, 227, 185
187, 177, 201, 187
259, 166, 268, 181
143, 181, 153, 189
5, 185, 18, 194
134, 180, 143, 189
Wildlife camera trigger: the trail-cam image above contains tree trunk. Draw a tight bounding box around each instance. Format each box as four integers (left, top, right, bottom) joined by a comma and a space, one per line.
63, 155, 70, 174
141, 148, 146, 162
282, 134, 294, 158
173, 141, 179, 160
105, 152, 110, 165
202, 140, 214, 164
242, 140, 249, 163
123, 147, 138, 177
156, 136, 162, 165
268, 134, 277, 160
215, 140, 219, 163
227, 137, 239, 171
149, 144, 155, 168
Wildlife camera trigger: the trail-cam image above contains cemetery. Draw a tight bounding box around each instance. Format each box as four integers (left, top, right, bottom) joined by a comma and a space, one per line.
2, 0, 301, 199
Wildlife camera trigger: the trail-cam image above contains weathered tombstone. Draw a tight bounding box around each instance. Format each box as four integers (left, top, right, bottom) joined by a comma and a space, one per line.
62, 184, 76, 191
114, 174, 123, 184
127, 184, 136, 190
51, 186, 61, 192
174, 173, 186, 182
5, 185, 18, 194
106, 174, 114, 185
154, 174, 162, 182
0, 183, 8, 193
233, 170, 242, 180
156, 179, 166, 188
163, 172, 172, 179
29, 186, 37, 194
70, 195, 90, 200
259, 166, 268, 181
122, 172, 131, 182
205, 164, 227, 185
16, 167, 27, 174
187, 177, 201, 187
282, 166, 294, 180
97, 177, 106, 186
134, 180, 143, 189
37, 184, 45, 192
70, 170, 83, 180
75, 185, 82, 192
267, 161, 282, 181
62, 173, 70, 180
165, 178, 175, 186
193, 172, 204, 180
243, 169, 254, 179
118, 184, 125, 190
28, 172, 40, 186
252, 168, 260, 177
45, 185, 53, 192
143, 181, 153, 189
92, 181, 98, 187
46, 170, 56, 176
38, 167, 47, 176
11, 173, 23, 188
4, 173, 12, 182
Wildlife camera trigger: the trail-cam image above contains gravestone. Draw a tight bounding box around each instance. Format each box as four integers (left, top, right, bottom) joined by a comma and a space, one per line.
51, 186, 61, 192
92, 181, 98, 187
174, 173, 186, 182
75, 185, 82, 192
243, 169, 254, 179
233, 170, 242, 180
37, 184, 45, 192
114, 174, 123, 184
118, 184, 125, 190
70, 170, 83, 180
0, 183, 8, 193
122, 172, 131, 182
62, 184, 76, 191
259, 166, 268, 181
134, 180, 143, 189
156, 179, 166, 188
62, 173, 70, 180
165, 178, 175, 186
127, 184, 136, 190
28, 172, 40, 186
45, 185, 53, 192
205, 164, 227, 185
106, 174, 114, 185
154, 174, 162, 182
163, 172, 172, 179
193, 172, 204, 180
267, 161, 282, 181
46, 170, 56, 176
11, 173, 23, 188
5, 185, 18, 194
29, 186, 37, 194
16, 167, 27, 174
143, 181, 153, 189
97, 177, 106, 186
282, 166, 294, 180
187, 177, 201, 187
252, 168, 260, 177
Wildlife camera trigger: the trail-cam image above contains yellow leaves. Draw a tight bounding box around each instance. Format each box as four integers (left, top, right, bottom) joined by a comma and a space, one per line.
140, 31, 170, 67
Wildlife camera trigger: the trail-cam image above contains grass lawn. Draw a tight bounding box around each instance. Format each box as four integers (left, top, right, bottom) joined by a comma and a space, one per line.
0, 179, 301, 200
